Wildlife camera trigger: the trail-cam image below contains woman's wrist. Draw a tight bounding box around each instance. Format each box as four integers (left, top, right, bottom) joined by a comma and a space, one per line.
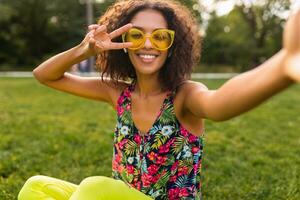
281, 49, 300, 83
73, 42, 94, 62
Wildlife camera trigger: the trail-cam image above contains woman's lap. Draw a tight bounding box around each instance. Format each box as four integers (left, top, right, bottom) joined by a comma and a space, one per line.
18, 175, 78, 200
18, 175, 152, 200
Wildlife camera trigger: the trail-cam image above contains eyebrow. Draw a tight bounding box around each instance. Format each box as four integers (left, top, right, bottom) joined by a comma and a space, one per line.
132, 26, 166, 31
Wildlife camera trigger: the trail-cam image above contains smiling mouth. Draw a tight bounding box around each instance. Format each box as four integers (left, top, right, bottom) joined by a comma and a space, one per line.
136, 53, 159, 63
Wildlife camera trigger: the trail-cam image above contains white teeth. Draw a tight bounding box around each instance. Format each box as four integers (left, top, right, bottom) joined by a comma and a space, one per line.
139, 54, 156, 59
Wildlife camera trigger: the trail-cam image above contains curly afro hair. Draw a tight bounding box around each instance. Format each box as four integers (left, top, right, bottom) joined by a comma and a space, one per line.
96, 0, 201, 91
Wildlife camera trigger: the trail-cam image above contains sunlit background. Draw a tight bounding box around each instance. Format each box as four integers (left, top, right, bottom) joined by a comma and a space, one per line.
0, 0, 299, 73
1, 1, 300, 200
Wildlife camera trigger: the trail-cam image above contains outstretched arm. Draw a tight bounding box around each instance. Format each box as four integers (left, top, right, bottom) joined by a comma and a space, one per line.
184, 10, 300, 121
32, 24, 132, 104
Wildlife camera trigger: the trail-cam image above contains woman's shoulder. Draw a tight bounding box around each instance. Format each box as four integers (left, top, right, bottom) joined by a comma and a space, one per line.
174, 80, 209, 116
175, 80, 208, 96
109, 80, 131, 108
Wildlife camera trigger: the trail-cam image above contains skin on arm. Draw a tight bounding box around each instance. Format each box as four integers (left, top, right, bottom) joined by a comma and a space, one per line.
33, 24, 133, 105
183, 10, 300, 122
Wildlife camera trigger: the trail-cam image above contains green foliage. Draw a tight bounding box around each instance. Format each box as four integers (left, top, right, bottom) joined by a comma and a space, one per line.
0, 0, 292, 71
0, 0, 202, 70
0, 78, 300, 199
176, 0, 202, 23
201, 0, 290, 71
0, 0, 87, 67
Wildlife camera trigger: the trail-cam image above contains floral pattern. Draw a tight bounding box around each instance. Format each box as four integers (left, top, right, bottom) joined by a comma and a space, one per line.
112, 83, 204, 200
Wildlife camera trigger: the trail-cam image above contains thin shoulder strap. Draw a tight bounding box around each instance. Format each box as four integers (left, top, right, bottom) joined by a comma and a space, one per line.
116, 83, 132, 110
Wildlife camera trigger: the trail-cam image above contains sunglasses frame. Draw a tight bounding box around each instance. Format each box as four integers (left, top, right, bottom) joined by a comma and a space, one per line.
122, 28, 175, 51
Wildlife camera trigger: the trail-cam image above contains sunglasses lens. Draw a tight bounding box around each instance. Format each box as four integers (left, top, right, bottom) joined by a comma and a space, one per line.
152, 30, 173, 50
123, 28, 174, 50
124, 29, 144, 49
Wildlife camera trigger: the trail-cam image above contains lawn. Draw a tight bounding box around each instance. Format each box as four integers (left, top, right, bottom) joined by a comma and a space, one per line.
0, 77, 300, 200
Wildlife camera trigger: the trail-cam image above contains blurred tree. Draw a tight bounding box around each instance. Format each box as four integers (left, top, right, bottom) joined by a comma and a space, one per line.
0, 0, 87, 68
0, 0, 291, 71
235, 0, 290, 69
201, 0, 290, 71
202, 9, 255, 69
177, 0, 202, 23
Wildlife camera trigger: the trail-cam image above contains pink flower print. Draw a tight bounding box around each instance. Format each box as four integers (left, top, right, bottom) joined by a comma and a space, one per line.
123, 89, 131, 98
180, 126, 189, 137
192, 146, 200, 153
151, 174, 160, 184
147, 152, 158, 161
178, 166, 189, 176
179, 188, 189, 197
114, 153, 121, 163
171, 161, 179, 171
118, 139, 128, 150
112, 159, 119, 171
147, 164, 159, 175
166, 138, 176, 147
193, 164, 199, 174
156, 155, 167, 165
134, 134, 142, 145
188, 134, 198, 143
117, 106, 124, 115
125, 104, 131, 111
168, 188, 180, 200
169, 175, 177, 182
141, 173, 152, 187
158, 144, 170, 154
117, 164, 125, 174
117, 96, 125, 105
126, 165, 135, 174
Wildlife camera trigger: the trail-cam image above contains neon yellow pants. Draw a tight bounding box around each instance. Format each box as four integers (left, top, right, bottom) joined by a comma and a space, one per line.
18, 175, 153, 200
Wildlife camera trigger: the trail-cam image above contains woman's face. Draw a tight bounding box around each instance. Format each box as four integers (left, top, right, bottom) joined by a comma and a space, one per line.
128, 9, 169, 76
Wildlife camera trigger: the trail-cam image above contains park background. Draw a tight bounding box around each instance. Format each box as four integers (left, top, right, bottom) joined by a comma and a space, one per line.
0, 0, 300, 199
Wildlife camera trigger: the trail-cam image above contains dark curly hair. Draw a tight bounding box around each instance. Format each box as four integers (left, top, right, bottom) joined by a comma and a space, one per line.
96, 0, 201, 91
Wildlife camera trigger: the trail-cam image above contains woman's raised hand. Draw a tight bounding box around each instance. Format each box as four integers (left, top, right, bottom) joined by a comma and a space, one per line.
80, 23, 133, 57
283, 9, 300, 82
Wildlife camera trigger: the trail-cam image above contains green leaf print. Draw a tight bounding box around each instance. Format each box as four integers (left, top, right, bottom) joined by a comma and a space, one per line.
143, 142, 151, 154
154, 171, 171, 189
120, 110, 131, 124
125, 140, 138, 156
172, 136, 188, 154
179, 159, 194, 174
151, 133, 169, 149
164, 155, 175, 166
175, 175, 189, 188
159, 104, 176, 124
125, 173, 134, 183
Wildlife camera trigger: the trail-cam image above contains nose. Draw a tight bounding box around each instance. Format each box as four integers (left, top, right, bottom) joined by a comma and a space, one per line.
143, 36, 153, 49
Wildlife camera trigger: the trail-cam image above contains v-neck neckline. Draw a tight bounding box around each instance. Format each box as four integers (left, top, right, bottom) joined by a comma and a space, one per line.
128, 83, 172, 136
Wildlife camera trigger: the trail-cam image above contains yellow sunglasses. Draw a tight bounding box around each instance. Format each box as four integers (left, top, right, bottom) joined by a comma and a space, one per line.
122, 28, 175, 51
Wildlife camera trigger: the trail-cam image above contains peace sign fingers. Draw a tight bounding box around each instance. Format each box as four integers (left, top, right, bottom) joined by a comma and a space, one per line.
109, 23, 133, 39
108, 41, 133, 50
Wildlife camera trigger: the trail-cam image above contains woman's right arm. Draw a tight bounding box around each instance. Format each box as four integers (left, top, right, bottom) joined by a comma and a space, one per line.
33, 24, 132, 106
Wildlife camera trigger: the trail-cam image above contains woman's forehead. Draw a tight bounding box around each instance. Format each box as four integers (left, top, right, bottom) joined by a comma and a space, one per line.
130, 9, 168, 31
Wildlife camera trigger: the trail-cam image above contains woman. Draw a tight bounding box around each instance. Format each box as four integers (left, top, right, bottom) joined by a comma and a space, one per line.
18, 0, 300, 199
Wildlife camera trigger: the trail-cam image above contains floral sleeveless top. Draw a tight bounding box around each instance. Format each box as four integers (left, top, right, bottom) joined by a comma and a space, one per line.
112, 83, 204, 200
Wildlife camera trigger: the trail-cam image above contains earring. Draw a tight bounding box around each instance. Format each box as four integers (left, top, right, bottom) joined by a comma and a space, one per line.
123, 48, 127, 53
168, 51, 172, 58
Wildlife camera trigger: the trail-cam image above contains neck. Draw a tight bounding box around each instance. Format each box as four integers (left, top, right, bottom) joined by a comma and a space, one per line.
134, 73, 164, 98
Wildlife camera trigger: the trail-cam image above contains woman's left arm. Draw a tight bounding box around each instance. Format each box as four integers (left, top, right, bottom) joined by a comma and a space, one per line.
185, 10, 300, 121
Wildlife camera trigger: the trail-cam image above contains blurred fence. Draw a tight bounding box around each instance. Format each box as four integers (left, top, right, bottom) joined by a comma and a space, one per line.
0, 72, 238, 79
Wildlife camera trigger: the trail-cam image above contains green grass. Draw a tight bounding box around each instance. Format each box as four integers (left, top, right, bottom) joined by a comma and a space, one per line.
0, 77, 300, 200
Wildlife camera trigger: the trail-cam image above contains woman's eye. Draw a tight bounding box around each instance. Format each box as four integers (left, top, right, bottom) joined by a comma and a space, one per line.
153, 33, 168, 41
130, 33, 143, 39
